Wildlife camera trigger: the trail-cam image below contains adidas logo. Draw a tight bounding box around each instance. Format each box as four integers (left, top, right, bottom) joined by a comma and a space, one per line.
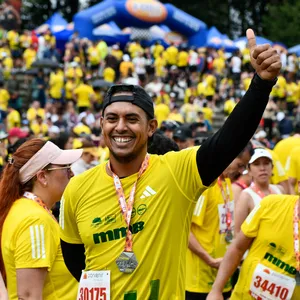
140, 186, 156, 199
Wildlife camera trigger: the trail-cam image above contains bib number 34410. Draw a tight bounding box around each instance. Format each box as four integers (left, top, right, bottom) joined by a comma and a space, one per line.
77, 271, 110, 300
250, 264, 295, 300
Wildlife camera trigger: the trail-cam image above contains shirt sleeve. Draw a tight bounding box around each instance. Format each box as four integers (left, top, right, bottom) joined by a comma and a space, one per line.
59, 179, 83, 244
271, 158, 288, 184
286, 151, 298, 179
241, 197, 269, 238
14, 216, 58, 270
163, 147, 207, 202
192, 190, 208, 227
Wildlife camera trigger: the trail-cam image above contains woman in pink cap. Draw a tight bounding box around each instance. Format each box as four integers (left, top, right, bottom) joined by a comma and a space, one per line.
0, 138, 82, 300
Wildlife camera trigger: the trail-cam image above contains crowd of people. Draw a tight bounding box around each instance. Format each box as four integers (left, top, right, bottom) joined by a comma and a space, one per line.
0, 23, 299, 299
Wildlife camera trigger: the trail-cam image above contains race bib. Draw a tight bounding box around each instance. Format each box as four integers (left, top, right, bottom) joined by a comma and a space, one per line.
218, 201, 234, 233
250, 264, 295, 300
77, 270, 110, 300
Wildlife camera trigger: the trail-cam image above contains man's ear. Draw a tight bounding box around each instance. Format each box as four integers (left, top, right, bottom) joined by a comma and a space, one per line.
148, 119, 158, 138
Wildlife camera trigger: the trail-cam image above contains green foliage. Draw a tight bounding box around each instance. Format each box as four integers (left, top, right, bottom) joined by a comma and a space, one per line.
262, 1, 300, 47
21, 0, 52, 30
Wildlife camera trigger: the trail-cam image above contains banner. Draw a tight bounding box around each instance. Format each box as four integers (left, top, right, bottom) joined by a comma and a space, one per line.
0, 0, 22, 30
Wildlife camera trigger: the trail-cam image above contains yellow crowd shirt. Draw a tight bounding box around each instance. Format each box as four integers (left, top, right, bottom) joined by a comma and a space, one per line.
103, 67, 116, 83
177, 51, 189, 67
88, 46, 101, 65
7, 109, 21, 129
26, 108, 45, 123
0, 89, 10, 111
186, 180, 233, 293
232, 195, 300, 299
286, 146, 300, 192
2, 198, 78, 300
267, 149, 288, 185
119, 61, 134, 78
60, 147, 206, 299
166, 46, 178, 65
23, 48, 36, 69
152, 44, 164, 59
154, 103, 170, 127
49, 72, 64, 100
74, 84, 94, 108
273, 137, 300, 168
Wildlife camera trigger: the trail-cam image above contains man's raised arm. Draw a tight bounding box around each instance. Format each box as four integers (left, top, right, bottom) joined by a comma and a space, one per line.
197, 29, 281, 186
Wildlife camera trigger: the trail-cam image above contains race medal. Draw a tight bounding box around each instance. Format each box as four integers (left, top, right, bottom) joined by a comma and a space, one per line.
225, 229, 233, 243
116, 251, 138, 273
296, 271, 300, 286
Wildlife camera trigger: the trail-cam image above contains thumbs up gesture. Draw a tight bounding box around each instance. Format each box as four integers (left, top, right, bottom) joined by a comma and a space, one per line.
247, 29, 281, 81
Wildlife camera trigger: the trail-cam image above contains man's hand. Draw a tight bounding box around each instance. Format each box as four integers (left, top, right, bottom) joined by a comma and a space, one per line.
208, 257, 223, 269
207, 290, 224, 300
247, 28, 281, 81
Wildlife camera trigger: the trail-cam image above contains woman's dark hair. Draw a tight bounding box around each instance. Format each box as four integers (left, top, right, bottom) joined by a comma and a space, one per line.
0, 139, 46, 278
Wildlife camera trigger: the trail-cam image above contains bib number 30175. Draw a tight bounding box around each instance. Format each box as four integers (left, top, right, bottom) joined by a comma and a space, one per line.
250, 264, 295, 300
77, 271, 110, 300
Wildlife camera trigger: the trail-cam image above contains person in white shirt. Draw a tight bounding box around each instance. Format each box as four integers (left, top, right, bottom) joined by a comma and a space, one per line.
234, 148, 284, 234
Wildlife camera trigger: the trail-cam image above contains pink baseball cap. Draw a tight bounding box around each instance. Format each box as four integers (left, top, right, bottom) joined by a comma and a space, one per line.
9, 128, 27, 138
19, 141, 83, 184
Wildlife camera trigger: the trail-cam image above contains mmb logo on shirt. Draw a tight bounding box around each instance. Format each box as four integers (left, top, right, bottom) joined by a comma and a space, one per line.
93, 221, 145, 244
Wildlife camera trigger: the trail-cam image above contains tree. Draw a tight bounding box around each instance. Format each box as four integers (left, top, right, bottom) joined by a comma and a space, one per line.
21, 0, 52, 30
262, 0, 300, 47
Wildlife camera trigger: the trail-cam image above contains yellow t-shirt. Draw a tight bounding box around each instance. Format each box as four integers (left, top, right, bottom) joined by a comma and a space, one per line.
152, 44, 164, 59
74, 84, 94, 108
23, 48, 36, 69
273, 137, 300, 168
88, 46, 101, 65
119, 61, 134, 78
186, 180, 233, 293
26, 108, 45, 123
286, 146, 300, 192
271, 75, 286, 98
0, 89, 10, 111
166, 46, 178, 65
65, 80, 75, 100
202, 107, 213, 124
154, 103, 170, 127
103, 67, 116, 83
7, 110, 21, 129
168, 112, 184, 123
31, 123, 49, 136
154, 56, 166, 77
212, 57, 225, 74
2, 198, 78, 300
266, 149, 288, 185
224, 99, 236, 116
232, 195, 300, 299
60, 148, 206, 299
49, 72, 64, 100
111, 49, 123, 61
286, 82, 299, 104
6, 30, 19, 50
177, 51, 189, 67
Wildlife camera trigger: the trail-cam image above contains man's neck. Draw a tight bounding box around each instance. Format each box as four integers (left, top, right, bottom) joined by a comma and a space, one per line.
107, 153, 147, 178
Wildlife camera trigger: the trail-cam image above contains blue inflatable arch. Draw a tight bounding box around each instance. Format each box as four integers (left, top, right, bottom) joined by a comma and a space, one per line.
74, 0, 207, 46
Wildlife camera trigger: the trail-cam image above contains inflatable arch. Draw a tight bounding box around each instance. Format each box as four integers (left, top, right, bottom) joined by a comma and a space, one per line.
74, 0, 207, 47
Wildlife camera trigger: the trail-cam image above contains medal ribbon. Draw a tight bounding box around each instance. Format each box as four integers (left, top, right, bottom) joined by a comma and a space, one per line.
108, 154, 149, 252
218, 177, 232, 230
23, 191, 58, 223
293, 200, 300, 272
250, 182, 273, 199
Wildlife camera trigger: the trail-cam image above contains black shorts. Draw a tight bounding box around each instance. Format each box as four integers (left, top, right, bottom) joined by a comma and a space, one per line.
186, 290, 231, 300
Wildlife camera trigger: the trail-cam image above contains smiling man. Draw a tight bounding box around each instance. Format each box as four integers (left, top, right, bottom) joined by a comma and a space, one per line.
60, 30, 282, 299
